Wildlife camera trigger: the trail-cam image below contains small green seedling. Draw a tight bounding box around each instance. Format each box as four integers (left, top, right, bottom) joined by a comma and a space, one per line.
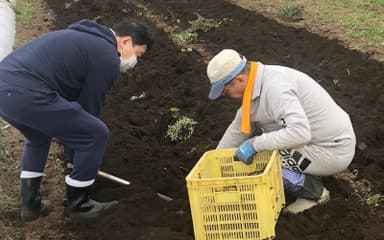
363, 193, 383, 207
12, 0, 33, 23
166, 116, 198, 142
0, 144, 9, 162
130, 92, 146, 101
171, 13, 229, 48
279, 4, 304, 21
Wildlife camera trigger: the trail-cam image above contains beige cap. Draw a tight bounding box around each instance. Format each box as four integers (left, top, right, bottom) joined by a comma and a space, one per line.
207, 49, 246, 99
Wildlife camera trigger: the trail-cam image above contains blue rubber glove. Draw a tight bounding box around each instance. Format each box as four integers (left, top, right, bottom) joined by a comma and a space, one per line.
234, 140, 257, 164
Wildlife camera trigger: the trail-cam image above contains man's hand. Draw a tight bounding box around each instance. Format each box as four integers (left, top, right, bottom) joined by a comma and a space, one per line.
234, 140, 257, 164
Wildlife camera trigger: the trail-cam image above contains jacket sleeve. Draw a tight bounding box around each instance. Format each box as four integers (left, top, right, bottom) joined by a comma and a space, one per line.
77, 59, 119, 117
252, 88, 311, 151
216, 108, 251, 149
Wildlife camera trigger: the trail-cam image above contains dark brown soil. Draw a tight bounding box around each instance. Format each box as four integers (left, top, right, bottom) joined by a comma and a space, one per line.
6, 0, 384, 239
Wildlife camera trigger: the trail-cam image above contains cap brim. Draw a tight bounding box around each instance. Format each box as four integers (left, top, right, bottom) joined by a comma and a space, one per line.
208, 83, 225, 100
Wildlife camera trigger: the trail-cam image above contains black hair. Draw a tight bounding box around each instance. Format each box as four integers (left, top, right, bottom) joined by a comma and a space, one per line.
113, 19, 154, 50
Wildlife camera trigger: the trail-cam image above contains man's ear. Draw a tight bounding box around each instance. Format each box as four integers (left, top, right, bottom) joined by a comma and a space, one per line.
238, 74, 247, 83
121, 36, 133, 46
116, 35, 132, 47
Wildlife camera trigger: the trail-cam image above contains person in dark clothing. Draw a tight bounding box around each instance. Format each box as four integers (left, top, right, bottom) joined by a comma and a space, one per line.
0, 18, 153, 222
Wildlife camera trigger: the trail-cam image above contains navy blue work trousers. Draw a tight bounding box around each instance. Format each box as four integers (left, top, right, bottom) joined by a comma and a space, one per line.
0, 82, 108, 181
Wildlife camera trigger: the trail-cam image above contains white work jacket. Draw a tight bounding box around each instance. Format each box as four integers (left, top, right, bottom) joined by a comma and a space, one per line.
217, 63, 355, 152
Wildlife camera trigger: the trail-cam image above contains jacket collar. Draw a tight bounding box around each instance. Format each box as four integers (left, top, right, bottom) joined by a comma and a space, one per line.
251, 62, 264, 100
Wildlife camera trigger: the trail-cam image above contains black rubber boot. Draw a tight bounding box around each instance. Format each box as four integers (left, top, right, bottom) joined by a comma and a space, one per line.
294, 175, 324, 200
283, 175, 330, 214
20, 177, 50, 222
65, 184, 118, 222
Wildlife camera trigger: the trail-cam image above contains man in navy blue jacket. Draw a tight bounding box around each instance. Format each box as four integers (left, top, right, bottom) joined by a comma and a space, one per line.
0, 19, 153, 222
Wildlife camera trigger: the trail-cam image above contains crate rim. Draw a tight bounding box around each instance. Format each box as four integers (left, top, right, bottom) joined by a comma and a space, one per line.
186, 149, 279, 183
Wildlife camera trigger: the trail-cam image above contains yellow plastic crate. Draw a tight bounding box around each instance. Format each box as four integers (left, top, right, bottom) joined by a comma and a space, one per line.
186, 149, 285, 240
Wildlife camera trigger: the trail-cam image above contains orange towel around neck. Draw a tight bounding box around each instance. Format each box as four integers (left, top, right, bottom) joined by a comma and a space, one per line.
241, 61, 258, 134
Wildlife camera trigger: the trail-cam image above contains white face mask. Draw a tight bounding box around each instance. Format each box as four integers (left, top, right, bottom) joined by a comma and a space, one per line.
120, 54, 138, 73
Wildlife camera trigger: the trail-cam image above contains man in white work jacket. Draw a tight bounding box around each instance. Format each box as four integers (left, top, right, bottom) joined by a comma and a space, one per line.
206, 49, 356, 214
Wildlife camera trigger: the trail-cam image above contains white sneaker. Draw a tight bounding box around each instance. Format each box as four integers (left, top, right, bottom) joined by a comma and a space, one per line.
283, 188, 330, 214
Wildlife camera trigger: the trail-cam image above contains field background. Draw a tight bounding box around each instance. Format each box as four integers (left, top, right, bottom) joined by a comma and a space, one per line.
1, 0, 383, 239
